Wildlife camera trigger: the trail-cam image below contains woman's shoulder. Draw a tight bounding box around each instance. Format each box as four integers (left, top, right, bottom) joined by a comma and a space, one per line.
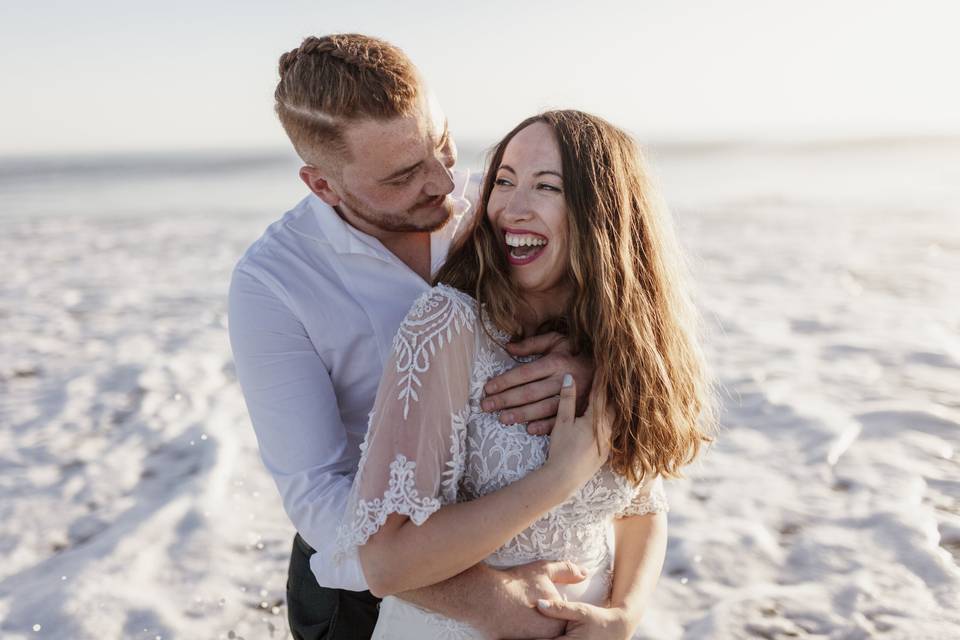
409, 283, 477, 315
395, 284, 480, 351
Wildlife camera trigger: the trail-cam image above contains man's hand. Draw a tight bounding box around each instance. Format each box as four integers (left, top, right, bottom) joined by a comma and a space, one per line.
534, 599, 636, 640
481, 332, 594, 435
475, 560, 588, 640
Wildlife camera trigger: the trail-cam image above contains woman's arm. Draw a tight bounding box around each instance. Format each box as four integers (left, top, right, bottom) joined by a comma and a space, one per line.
359, 376, 608, 597
609, 511, 669, 627
532, 512, 669, 638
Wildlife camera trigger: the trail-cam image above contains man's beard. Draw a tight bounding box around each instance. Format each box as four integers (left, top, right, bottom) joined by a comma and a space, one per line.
338, 190, 454, 234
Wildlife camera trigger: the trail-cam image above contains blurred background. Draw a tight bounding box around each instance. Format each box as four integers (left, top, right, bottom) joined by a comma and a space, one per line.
2, 1, 959, 639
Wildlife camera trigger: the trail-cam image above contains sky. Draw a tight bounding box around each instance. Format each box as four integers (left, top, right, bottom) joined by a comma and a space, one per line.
2, 0, 959, 155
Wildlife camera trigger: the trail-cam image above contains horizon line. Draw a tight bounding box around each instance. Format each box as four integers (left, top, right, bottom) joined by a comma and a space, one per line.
3, 131, 960, 163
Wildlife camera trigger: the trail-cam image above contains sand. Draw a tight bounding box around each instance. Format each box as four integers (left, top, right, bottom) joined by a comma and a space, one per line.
1, 140, 958, 638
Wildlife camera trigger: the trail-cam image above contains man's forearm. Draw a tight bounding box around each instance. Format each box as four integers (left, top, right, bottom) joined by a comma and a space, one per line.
395, 563, 565, 639
396, 564, 493, 627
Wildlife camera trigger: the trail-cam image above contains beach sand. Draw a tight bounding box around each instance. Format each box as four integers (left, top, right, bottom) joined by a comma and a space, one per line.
1, 140, 958, 638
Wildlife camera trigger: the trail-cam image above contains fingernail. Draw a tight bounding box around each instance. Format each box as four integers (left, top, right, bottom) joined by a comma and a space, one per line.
501, 413, 514, 424
562, 373, 573, 388
537, 599, 551, 609
481, 399, 492, 411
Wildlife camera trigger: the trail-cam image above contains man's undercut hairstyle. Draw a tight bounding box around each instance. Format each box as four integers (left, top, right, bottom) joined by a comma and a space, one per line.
274, 34, 422, 166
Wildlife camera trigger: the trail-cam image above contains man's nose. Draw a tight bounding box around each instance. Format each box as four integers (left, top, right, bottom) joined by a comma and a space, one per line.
423, 155, 455, 197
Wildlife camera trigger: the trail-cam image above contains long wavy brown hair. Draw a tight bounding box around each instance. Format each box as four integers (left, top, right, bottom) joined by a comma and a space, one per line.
435, 110, 716, 483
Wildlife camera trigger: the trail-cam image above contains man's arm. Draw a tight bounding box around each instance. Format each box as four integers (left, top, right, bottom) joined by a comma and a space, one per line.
229, 268, 583, 637
228, 265, 366, 590
482, 332, 594, 435
398, 561, 584, 639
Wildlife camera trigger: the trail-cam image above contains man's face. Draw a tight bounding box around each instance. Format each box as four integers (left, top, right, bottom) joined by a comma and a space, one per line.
330, 93, 458, 235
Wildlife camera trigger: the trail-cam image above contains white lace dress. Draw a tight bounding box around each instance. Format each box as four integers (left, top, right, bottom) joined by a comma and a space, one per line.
336, 284, 669, 639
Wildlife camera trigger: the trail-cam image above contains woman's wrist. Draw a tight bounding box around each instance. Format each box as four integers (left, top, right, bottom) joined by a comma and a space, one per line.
538, 460, 585, 501
607, 601, 644, 632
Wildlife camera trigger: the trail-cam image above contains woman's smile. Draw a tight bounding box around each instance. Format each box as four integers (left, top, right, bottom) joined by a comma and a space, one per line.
486, 121, 569, 295
503, 227, 549, 265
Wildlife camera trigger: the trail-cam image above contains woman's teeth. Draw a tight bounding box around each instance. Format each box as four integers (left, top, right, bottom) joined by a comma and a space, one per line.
505, 232, 547, 260
505, 233, 547, 248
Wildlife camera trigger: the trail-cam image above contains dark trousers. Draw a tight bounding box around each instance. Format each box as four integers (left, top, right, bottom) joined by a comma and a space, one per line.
287, 533, 381, 640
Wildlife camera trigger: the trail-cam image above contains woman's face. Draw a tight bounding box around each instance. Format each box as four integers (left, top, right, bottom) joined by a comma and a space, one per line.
486, 122, 570, 297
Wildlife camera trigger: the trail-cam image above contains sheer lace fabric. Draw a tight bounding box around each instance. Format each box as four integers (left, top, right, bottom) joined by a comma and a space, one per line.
337, 285, 668, 637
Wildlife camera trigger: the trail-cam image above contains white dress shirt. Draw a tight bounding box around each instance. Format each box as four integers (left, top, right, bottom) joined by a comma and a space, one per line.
228, 172, 473, 591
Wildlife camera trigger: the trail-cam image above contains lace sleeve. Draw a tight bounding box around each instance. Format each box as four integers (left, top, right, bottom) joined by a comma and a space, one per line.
616, 474, 669, 518
336, 285, 478, 560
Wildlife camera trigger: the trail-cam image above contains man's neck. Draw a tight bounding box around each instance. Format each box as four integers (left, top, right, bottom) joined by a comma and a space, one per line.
333, 204, 434, 283
380, 232, 433, 283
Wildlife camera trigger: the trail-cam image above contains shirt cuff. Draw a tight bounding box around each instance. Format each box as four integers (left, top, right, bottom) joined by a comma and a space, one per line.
309, 544, 369, 592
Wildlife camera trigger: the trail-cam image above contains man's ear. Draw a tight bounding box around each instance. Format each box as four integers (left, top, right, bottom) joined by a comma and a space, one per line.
300, 166, 341, 207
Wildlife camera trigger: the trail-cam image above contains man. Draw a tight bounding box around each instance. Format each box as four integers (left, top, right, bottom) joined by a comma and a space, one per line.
228, 34, 593, 639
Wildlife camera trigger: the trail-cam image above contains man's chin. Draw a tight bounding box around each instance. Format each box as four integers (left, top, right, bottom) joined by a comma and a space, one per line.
412, 197, 454, 233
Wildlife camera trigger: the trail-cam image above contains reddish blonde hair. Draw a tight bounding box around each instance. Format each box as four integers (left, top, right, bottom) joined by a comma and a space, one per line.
274, 34, 422, 164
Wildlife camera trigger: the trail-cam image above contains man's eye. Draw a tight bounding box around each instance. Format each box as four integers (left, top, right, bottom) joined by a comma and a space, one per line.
391, 173, 416, 186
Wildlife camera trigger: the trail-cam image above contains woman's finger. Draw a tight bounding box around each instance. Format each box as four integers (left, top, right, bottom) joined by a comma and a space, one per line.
556, 373, 576, 428
536, 599, 589, 621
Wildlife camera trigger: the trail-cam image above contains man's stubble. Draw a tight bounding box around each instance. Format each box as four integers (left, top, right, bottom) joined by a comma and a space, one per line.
337, 188, 455, 234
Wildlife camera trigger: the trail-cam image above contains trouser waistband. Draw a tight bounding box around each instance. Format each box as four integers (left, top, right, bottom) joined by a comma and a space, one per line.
294, 533, 316, 556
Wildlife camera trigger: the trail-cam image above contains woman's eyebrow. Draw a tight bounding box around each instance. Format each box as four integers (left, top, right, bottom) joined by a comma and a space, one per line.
497, 166, 562, 179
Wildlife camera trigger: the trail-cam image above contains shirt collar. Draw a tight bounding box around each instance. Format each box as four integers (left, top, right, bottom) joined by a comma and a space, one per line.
285, 169, 474, 263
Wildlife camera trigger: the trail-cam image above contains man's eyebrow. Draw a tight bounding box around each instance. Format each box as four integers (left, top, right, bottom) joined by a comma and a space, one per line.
379, 121, 449, 184
380, 160, 423, 183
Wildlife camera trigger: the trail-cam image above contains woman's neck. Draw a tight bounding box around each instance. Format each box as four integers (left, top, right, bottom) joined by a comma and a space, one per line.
518, 288, 571, 337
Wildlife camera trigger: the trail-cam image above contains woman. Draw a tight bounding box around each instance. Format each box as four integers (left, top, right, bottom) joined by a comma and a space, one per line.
336, 110, 715, 638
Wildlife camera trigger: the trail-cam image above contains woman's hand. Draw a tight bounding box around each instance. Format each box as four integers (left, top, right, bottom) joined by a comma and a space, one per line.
534, 599, 637, 640
543, 374, 611, 494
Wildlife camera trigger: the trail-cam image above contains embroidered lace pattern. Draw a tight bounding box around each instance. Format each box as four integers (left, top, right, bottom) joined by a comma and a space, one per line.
337, 283, 670, 591
392, 284, 476, 419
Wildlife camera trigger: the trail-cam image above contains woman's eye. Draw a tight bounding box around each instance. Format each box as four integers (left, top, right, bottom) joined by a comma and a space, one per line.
494, 177, 513, 187
538, 183, 562, 192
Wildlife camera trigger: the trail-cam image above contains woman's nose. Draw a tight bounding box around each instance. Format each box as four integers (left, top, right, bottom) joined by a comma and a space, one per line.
503, 189, 533, 222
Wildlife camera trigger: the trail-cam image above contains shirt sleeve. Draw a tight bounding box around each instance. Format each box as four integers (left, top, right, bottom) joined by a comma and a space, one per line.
228, 265, 367, 591
335, 286, 477, 564
616, 474, 670, 518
